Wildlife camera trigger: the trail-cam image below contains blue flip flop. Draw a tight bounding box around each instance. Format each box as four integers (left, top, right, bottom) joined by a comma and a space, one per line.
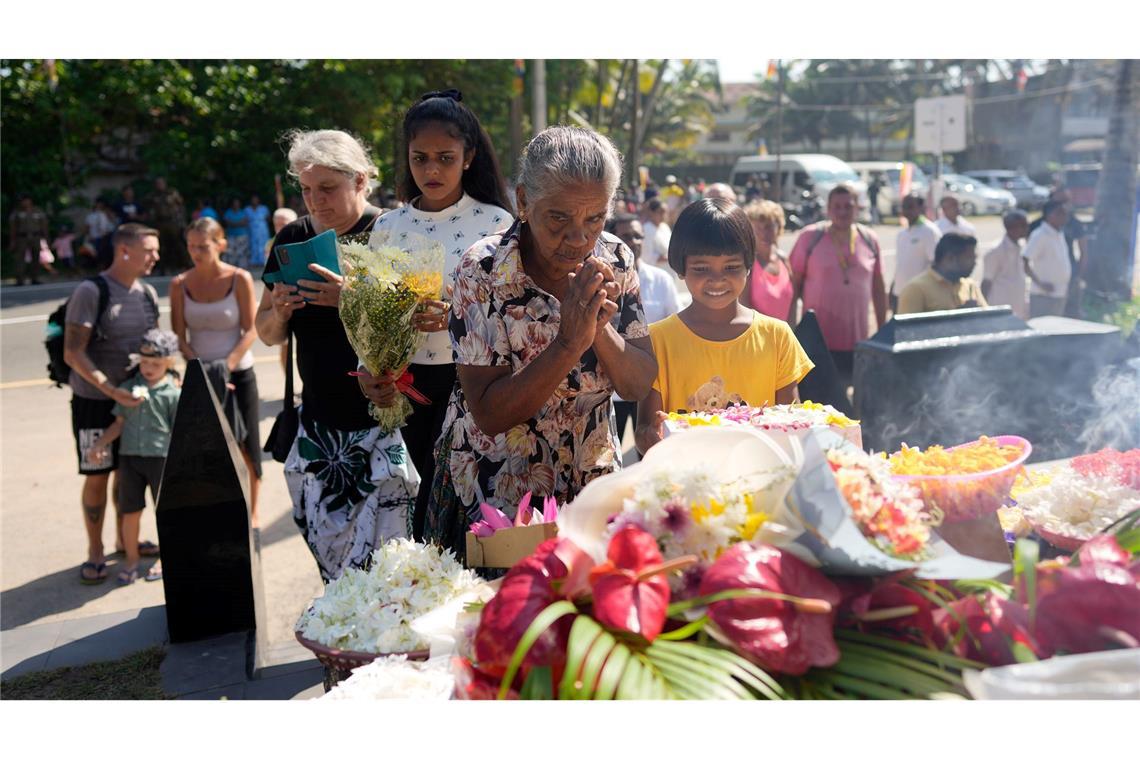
79, 561, 108, 585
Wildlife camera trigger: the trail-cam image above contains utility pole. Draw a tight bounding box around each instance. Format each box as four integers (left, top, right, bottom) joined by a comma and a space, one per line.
533, 59, 547, 133
775, 60, 784, 202
629, 60, 640, 188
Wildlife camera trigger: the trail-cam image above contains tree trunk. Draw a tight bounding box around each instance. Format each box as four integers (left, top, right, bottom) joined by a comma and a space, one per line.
594, 59, 607, 127
1086, 59, 1139, 300
632, 60, 670, 169
609, 60, 632, 135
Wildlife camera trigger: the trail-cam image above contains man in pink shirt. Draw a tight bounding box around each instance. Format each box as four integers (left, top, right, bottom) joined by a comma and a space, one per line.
789, 184, 888, 387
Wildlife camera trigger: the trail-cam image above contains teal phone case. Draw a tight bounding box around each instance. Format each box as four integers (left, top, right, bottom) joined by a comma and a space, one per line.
263, 228, 341, 291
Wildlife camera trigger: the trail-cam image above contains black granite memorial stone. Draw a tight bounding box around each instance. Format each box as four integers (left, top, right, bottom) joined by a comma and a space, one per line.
157, 359, 267, 644
853, 306, 1125, 460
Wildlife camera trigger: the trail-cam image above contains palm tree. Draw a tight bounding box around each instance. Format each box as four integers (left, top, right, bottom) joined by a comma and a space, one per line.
1085, 59, 1139, 302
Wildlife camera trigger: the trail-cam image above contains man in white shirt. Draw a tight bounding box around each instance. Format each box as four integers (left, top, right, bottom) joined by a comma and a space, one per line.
892, 193, 942, 304
609, 214, 681, 442
935, 195, 977, 237
641, 198, 672, 270
982, 210, 1030, 319
1022, 200, 1072, 318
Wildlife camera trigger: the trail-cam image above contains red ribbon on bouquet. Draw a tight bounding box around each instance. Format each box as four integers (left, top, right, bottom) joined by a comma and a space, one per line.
347, 369, 431, 405
396, 369, 431, 405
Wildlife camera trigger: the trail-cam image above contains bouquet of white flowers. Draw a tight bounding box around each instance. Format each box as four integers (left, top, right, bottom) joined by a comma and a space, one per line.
296, 539, 484, 655
338, 229, 445, 434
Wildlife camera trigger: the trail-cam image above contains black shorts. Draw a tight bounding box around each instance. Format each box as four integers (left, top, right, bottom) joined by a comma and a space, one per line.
230, 367, 263, 479
72, 395, 119, 475
117, 454, 165, 514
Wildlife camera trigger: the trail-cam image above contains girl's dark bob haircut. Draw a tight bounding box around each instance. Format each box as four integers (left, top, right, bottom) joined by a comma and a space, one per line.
399, 90, 513, 212
667, 197, 755, 275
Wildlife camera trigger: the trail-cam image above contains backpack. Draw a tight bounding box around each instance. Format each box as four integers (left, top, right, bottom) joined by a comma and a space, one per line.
803, 223, 881, 264
45, 275, 159, 387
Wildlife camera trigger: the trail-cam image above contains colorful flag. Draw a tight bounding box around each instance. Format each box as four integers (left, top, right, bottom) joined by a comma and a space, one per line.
898, 162, 913, 199
766, 60, 778, 80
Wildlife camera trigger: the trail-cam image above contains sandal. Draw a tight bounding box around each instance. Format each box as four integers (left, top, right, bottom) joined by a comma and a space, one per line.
117, 567, 140, 585
145, 562, 163, 582
79, 561, 108, 585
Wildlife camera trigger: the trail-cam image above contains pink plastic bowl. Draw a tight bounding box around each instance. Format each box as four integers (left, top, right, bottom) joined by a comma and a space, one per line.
892, 435, 1032, 524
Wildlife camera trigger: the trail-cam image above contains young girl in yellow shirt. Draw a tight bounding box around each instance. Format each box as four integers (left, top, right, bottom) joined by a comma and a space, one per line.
635, 198, 815, 454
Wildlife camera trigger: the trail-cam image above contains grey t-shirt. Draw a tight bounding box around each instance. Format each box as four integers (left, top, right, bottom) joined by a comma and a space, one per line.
65, 275, 159, 399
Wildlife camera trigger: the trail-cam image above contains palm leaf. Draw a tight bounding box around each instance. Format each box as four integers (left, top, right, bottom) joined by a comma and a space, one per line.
786, 629, 980, 700
556, 613, 786, 700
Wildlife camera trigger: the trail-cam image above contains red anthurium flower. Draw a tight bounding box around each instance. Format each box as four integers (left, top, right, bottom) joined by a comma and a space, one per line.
473, 538, 571, 678
932, 594, 1022, 666
1034, 562, 1140, 654
451, 657, 518, 700
1076, 535, 1132, 568
699, 543, 841, 675
838, 576, 936, 638
587, 525, 671, 642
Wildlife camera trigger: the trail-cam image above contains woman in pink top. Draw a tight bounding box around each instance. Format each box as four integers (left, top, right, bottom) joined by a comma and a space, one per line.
789, 184, 888, 387
740, 200, 794, 323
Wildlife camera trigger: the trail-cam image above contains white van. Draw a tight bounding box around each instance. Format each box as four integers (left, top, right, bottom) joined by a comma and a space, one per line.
729, 154, 870, 219
848, 161, 929, 217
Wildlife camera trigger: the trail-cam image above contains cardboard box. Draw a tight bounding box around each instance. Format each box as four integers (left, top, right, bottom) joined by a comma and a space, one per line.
465, 523, 558, 568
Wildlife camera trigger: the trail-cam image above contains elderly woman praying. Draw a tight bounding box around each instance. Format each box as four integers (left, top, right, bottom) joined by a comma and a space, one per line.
424, 125, 657, 558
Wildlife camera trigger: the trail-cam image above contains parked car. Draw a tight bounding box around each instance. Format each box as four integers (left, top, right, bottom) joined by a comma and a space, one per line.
1061, 163, 1101, 209
963, 170, 1050, 210
940, 173, 1017, 216
849, 161, 929, 217
730, 154, 871, 222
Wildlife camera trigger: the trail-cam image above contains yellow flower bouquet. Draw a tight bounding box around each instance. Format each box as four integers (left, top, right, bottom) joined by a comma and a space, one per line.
338, 229, 445, 434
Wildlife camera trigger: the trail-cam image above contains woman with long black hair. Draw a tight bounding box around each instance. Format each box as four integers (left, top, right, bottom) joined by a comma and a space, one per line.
370, 89, 514, 541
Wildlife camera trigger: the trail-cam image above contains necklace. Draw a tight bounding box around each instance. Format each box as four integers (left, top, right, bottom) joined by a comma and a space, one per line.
829, 224, 855, 285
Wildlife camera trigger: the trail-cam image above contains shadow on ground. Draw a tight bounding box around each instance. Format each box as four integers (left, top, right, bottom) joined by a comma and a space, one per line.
0, 559, 159, 631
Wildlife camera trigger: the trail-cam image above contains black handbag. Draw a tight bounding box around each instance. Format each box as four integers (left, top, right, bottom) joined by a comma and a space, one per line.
263, 330, 298, 463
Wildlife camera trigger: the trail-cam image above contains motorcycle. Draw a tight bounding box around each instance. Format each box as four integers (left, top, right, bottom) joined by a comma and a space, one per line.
782, 190, 822, 231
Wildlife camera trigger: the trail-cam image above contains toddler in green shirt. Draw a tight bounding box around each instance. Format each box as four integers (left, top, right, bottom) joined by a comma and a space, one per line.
89, 329, 181, 584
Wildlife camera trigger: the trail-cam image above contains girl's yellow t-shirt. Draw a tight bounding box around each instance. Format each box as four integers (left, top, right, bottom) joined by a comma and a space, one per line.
649, 311, 815, 413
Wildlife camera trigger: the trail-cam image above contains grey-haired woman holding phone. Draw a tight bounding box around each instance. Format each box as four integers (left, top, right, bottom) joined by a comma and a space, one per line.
255, 128, 417, 582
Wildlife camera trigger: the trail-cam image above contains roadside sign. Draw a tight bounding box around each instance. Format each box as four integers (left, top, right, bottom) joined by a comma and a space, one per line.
914, 95, 968, 154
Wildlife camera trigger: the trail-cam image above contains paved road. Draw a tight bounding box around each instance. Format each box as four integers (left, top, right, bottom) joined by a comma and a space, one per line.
0, 216, 1006, 650
0, 273, 323, 649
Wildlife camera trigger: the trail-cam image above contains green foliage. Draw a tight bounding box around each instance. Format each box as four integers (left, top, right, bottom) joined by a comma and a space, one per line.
499, 600, 785, 700
1083, 291, 1140, 337
783, 629, 975, 699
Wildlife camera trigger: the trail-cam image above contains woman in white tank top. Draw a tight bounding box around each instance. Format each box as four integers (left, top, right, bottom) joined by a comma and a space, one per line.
170, 217, 262, 527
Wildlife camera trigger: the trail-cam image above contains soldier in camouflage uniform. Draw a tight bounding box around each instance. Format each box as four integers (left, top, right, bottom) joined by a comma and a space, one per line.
8, 195, 50, 285
148, 177, 186, 273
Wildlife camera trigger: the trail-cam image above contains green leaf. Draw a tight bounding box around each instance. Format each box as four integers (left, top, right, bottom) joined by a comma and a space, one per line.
656, 640, 786, 700
592, 638, 632, 700
834, 629, 982, 671
519, 666, 552, 700
1010, 641, 1039, 664
656, 616, 709, 641
646, 645, 751, 699
1014, 538, 1039, 629
498, 600, 577, 700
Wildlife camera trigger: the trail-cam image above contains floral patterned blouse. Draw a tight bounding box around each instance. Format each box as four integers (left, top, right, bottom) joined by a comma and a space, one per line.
438, 220, 649, 518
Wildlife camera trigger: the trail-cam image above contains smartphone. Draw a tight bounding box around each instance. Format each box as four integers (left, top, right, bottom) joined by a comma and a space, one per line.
263, 228, 341, 294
